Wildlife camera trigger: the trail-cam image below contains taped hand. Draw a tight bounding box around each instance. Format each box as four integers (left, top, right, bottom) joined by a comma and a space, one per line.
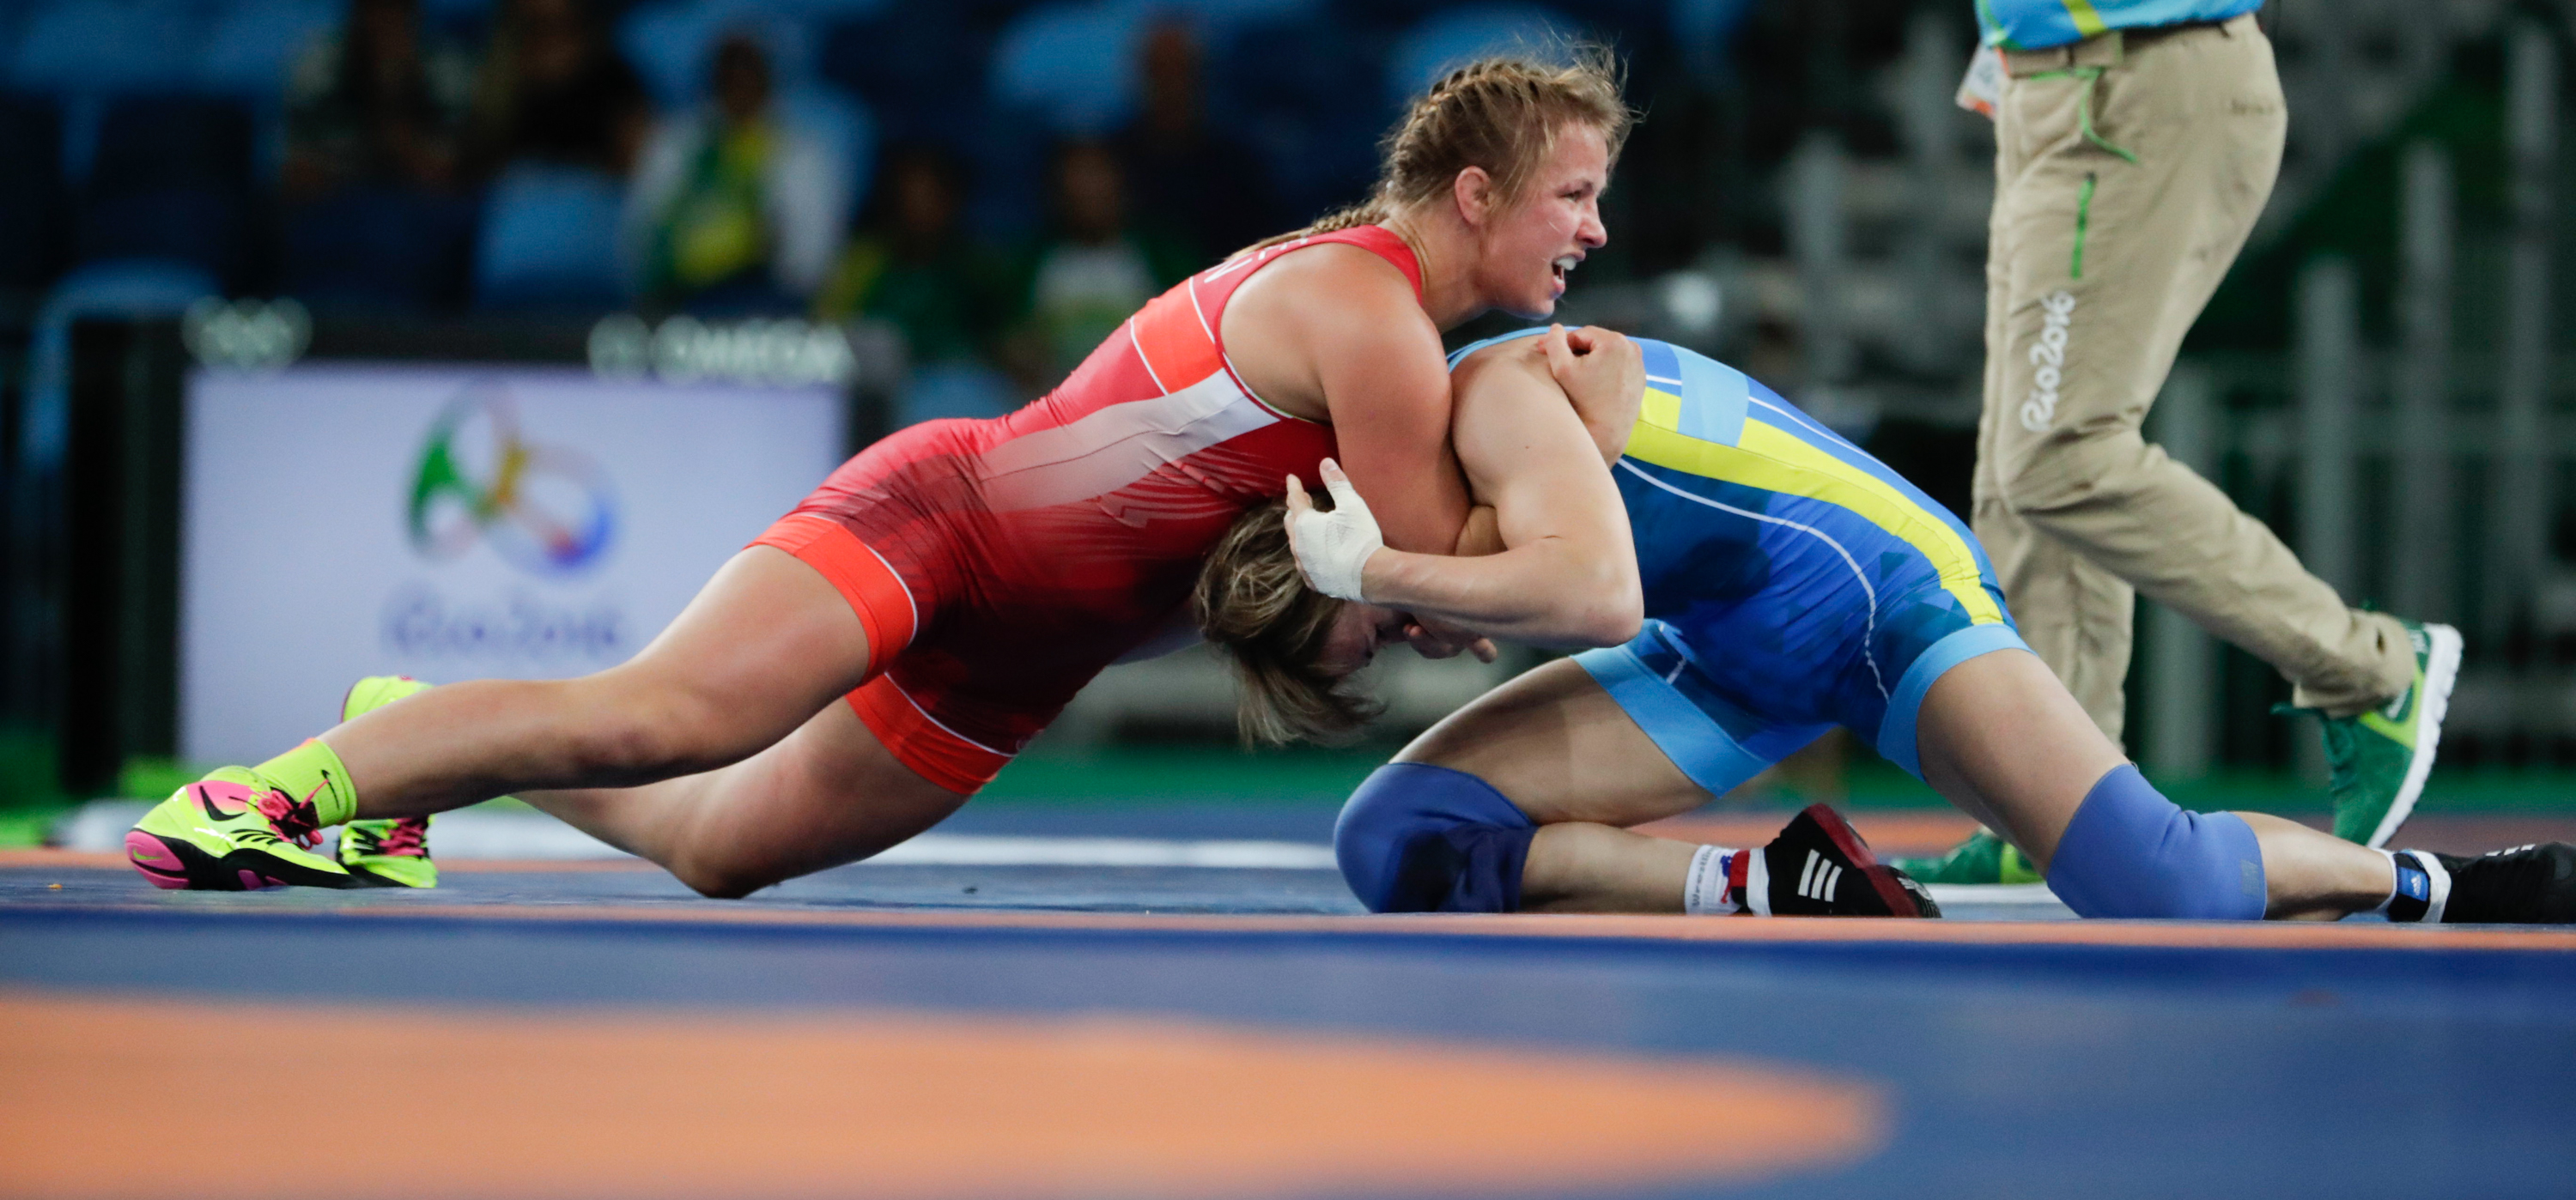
1283, 458, 1382, 602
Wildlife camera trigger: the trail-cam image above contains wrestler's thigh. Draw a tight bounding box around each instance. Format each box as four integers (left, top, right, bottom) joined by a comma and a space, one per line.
1395, 658, 1704, 827
655, 699, 970, 894
1913, 647, 2124, 871
589, 545, 878, 761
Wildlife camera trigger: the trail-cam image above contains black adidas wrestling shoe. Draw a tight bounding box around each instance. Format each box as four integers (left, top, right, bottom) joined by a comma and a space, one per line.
2388, 844, 2576, 924
1741, 803, 1941, 918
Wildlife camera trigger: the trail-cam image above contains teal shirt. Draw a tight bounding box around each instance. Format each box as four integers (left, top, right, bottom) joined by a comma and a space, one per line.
1975, 0, 2261, 50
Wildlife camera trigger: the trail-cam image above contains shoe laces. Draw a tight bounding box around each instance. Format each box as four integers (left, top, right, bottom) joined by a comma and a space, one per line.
252, 789, 324, 850
369, 818, 429, 858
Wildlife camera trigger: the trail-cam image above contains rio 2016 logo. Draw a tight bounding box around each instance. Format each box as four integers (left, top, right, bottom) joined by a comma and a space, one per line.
408, 384, 617, 574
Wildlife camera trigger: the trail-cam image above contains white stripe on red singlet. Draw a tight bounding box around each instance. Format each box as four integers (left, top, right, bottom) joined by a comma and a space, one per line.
1185, 276, 1218, 343
884, 676, 1015, 759
976, 372, 1279, 513
1193, 257, 1321, 427
1124, 318, 1168, 395
855, 534, 918, 635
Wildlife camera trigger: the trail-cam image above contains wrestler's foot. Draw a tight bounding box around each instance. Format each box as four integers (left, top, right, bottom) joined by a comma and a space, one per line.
1742, 804, 1940, 918
125, 770, 359, 890
336, 676, 436, 888
2290, 620, 2460, 848
338, 811, 435, 888
2388, 845, 2576, 924
1890, 827, 2041, 886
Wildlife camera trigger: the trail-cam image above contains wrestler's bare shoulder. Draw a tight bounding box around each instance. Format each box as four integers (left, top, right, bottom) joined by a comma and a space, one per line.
1226, 243, 1428, 336
1221, 241, 1443, 419
1449, 335, 1560, 429
1452, 332, 1554, 388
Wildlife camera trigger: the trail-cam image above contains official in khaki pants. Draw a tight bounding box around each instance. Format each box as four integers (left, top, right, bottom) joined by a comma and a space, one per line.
1941, 9, 2461, 871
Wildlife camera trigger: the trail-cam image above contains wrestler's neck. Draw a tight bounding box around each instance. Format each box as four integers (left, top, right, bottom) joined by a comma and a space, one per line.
1379, 206, 1495, 332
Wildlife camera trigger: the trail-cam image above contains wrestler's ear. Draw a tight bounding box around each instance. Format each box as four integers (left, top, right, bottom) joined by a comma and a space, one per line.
1452, 166, 1496, 227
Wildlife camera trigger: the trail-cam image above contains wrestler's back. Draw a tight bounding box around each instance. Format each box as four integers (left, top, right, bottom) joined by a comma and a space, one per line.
1609, 338, 2008, 724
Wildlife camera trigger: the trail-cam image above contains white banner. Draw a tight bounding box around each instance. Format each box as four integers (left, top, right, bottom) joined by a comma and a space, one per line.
182, 363, 843, 764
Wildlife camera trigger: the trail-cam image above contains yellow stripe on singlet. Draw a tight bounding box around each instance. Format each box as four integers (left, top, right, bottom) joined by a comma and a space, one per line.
1624, 414, 2005, 626
1640, 384, 1686, 430
2061, 0, 2110, 36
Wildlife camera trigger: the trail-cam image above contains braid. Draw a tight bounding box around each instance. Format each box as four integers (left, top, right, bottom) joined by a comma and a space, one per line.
1231, 43, 1631, 258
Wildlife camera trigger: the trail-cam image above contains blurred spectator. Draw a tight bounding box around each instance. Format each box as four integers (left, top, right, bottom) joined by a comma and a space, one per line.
626, 33, 843, 313
813, 143, 1010, 367
1009, 139, 1194, 386
283, 0, 476, 200
1111, 20, 1279, 265
468, 0, 650, 178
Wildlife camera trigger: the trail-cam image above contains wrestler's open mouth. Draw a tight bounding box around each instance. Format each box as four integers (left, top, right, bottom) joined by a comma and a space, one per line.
1552, 255, 1579, 288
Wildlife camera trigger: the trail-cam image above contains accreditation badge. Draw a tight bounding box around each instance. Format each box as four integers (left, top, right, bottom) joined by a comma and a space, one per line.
1955, 45, 2004, 118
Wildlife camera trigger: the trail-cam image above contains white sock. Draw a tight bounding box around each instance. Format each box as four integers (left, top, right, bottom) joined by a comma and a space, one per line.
1683, 845, 1741, 915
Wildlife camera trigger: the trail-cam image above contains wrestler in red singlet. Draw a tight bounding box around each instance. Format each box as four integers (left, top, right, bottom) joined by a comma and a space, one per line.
749, 227, 1422, 792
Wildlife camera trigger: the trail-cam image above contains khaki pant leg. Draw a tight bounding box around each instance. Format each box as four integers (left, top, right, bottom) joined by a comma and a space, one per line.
1981, 17, 2413, 718
1975, 102, 2137, 743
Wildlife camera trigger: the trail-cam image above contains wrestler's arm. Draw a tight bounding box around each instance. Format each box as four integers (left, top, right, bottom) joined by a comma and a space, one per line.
1302, 274, 1473, 557
1444, 325, 1641, 555
1224, 245, 1473, 557
1351, 342, 1642, 648
1544, 324, 1644, 468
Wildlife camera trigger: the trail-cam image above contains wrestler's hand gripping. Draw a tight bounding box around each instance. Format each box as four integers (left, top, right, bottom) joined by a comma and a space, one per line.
1283, 458, 1382, 603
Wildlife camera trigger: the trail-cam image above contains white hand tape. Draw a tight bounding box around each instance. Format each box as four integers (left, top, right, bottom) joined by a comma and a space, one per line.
1288, 476, 1382, 603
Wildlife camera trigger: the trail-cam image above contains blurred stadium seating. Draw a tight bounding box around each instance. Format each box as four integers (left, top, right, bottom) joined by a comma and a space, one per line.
5, 0, 2576, 809
473, 162, 627, 309
1385, 3, 1572, 103
0, 0, 1607, 312
0, 92, 69, 294
78, 95, 260, 287
197, 0, 339, 99
282, 186, 479, 311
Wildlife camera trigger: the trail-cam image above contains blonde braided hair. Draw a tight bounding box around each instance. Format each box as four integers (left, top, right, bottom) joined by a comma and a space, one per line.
1243, 45, 1632, 254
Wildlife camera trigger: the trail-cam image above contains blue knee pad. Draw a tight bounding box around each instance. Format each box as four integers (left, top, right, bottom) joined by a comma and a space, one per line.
2045, 764, 2267, 920
1334, 764, 1538, 913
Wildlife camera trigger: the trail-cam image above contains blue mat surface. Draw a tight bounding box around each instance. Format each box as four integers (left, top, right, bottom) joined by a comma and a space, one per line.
6, 846, 2574, 1198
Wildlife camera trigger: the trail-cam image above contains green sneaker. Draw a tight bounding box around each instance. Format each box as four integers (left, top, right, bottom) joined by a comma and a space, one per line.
125, 768, 359, 890
1890, 827, 2044, 886
2288, 621, 2462, 848
335, 676, 437, 888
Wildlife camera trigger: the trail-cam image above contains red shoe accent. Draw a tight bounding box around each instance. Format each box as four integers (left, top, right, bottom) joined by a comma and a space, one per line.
373, 818, 428, 858
252, 789, 323, 849
1795, 803, 1923, 917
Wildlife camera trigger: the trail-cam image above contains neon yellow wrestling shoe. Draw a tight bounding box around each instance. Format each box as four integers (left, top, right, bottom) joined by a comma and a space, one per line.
335, 676, 437, 888
125, 767, 359, 891
2282, 620, 2463, 848
1890, 827, 2044, 887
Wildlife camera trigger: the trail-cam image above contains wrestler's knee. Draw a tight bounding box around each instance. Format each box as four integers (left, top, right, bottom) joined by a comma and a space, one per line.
670, 852, 782, 900
2044, 764, 2267, 919
1334, 764, 1539, 913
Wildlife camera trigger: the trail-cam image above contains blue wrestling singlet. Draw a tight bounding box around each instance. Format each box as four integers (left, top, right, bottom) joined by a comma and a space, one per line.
1450, 330, 2031, 796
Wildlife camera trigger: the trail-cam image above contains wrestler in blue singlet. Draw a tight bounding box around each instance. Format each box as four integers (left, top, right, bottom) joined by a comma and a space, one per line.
1450, 329, 2032, 792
